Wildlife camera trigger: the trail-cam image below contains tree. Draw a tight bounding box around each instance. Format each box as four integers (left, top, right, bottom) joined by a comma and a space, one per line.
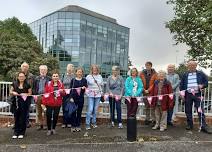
166, 0, 212, 68
0, 17, 59, 81
175, 63, 187, 79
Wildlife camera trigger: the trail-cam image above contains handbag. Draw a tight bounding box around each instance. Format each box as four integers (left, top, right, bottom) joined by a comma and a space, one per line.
91, 75, 104, 102
65, 100, 78, 117
65, 78, 78, 117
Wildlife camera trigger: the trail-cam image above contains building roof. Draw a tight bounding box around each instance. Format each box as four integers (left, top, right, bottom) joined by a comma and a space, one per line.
58, 5, 117, 24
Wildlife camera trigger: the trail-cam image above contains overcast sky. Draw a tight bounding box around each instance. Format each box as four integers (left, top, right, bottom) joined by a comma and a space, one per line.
1, 0, 210, 74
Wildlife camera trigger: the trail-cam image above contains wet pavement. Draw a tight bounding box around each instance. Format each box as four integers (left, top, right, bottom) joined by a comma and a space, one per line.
0, 123, 211, 152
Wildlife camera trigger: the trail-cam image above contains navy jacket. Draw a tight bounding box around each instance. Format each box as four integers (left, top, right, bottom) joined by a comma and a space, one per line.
33, 76, 51, 95
180, 70, 208, 95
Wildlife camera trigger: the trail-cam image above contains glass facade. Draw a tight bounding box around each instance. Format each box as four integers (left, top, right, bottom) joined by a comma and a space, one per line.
29, 6, 129, 78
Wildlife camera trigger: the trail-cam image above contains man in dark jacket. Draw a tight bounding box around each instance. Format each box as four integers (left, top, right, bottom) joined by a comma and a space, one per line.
180, 60, 211, 134
34, 65, 51, 130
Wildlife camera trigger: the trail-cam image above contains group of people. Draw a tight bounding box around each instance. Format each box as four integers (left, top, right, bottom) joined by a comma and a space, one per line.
9, 60, 211, 139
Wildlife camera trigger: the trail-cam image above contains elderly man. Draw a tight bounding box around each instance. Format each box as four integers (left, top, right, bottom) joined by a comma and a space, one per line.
180, 60, 211, 134
34, 65, 51, 130
166, 64, 180, 126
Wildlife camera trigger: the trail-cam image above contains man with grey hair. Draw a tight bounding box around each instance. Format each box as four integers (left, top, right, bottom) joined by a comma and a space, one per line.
34, 65, 51, 130
166, 64, 180, 126
180, 60, 211, 134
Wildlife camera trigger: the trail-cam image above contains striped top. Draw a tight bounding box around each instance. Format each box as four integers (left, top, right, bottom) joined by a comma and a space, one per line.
187, 72, 198, 93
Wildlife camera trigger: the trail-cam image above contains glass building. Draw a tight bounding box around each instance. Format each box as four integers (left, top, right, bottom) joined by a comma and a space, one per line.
29, 5, 129, 78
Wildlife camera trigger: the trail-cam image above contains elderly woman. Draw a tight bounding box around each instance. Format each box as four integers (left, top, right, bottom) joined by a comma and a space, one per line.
61, 64, 75, 128
125, 68, 143, 118
10, 71, 32, 139
42, 70, 65, 136
106, 66, 124, 128
166, 64, 180, 126
152, 70, 173, 131
85, 64, 103, 130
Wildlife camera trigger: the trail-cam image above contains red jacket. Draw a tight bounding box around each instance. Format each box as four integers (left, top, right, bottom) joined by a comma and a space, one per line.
151, 79, 174, 111
42, 80, 65, 107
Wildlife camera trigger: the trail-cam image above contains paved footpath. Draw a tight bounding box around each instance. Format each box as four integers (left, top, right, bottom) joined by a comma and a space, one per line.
0, 124, 211, 152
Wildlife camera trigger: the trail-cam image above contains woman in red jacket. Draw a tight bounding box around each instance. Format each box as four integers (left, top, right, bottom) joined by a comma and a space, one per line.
42, 70, 65, 136
151, 70, 173, 131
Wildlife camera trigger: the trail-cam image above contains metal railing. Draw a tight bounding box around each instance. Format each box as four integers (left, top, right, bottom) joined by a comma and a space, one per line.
0, 81, 212, 119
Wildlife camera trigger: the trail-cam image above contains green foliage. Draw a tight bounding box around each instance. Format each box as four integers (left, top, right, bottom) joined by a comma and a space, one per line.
0, 17, 59, 81
166, 0, 212, 68
175, 63, 187, 78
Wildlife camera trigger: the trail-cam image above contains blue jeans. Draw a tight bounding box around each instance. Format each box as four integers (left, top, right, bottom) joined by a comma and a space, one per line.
109, 97, 122, 123
86, 97, 100, 126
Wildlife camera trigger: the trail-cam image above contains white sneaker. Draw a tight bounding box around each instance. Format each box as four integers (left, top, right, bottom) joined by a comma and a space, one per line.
91, 124, 98, 129
67, 124, 72, 128
76, 127, 81, 132
118, 123, 123, 129
18, 135, 24, 139
12, 135, 17, 139
111, 121, 115, 127
152, 125, 159, 130
86, 126, 91, 130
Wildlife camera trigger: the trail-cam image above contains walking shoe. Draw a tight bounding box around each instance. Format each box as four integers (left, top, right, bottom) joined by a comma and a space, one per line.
71, 128, 76, 132
61, 124, 67, 128
52, 129, 56, 135
91, 124, 98, 129
67, 124, 72, 128
111, 121, 115, 127
201, 127, 212, 134
76, 127, 81, 132
160, 128, 165, 132
118, 123, 123, 129
18, 135, 24, 139
86, 125, 91, 130
46, 130, 51, 136
12, 135, 17, 139
152, 125, 159, 130
186, 125, 193, 130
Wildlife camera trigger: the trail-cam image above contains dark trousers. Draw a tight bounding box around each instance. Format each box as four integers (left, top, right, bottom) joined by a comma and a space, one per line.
70, 97, 84, 127
109, 97, 122, 123
62, 95, 71, 125
167, 95, 176, 123
46, 106, 60, 130
126, 98, 138, 118
185, 92, 206, 129
14, 100, 30, 136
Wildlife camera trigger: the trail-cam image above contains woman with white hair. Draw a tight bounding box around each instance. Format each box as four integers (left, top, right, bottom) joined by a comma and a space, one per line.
151, 70, 173, 131
106, 66, 124, 129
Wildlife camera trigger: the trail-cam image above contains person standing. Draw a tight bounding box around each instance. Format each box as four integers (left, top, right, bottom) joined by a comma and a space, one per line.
42, 70, 65, 136
140, 62, 157, 125
85, 64, 103, 130
34, 65, 51, 130
61, 64, 75, 128
10, 71, 32, 139
125, 68, 143, 118
69, 67, 87, 132
166, 64, 180, 126
180, 60, 211, 134
151, 70, 173, 131
20, 62, 34, 128
106, 66, 124, 129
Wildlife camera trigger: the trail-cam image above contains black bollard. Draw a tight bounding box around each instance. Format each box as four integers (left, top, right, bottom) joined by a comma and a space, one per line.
127, 116, 137, 142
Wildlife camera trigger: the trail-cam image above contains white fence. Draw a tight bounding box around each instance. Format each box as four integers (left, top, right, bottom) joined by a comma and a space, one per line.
0, 81, 211, 119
